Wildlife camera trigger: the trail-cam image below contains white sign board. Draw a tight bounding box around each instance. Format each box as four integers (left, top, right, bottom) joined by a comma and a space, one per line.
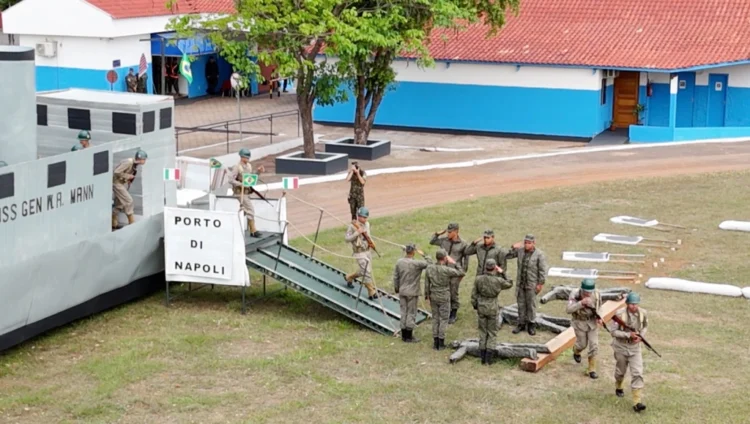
164, 207, 250, 286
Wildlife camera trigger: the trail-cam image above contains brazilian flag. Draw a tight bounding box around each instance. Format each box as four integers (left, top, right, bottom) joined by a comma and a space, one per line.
179, 53, 193, 84
209, 157, 222, 169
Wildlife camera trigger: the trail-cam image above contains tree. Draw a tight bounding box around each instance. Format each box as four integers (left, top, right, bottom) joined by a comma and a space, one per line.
328, 0, 520, 144
167, 0, 350, 158
0, 0, 20, 11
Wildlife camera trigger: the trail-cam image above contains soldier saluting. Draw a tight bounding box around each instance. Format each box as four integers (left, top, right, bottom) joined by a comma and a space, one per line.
429, 223, 470, 324
424, 249, 465, 350
566, 278, 602, 379
608, 292, 649, 413
471, 258, 513, 365
465, 229, 511, 279
229, 148, 264, 237
112, 149, 147, 229
507, 234, 548, 335
392, 243, 431, 343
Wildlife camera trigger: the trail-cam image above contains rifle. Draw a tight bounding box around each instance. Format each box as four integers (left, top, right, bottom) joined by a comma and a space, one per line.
598, 310, 661, 358
351, 220, 381, 258
128, 166, 138, 189
235, 173, 273, 206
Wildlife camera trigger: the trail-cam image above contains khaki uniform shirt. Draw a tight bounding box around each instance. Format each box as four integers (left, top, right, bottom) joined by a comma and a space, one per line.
345, 221, 371, 255
113, 158, 136, 184
229, 162, 253, 195
566, 289, 602, 330
609, 307, 649, 353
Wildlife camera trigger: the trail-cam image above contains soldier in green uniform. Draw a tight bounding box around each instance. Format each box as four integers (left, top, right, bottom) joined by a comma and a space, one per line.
77, 130, 91, 149
344, 207, 378, 300
566, 278, 603, 379
429, 223, 470, 324
465, 229, 511, 279
471, 258, 513, 365
346, 161, 366, 221
609, 292, 649, 413
425, 249, 465, 350
507, 234, 548, 335
112, 149, 147, 229
393, 243, 432, 343
229, 148, 265, 237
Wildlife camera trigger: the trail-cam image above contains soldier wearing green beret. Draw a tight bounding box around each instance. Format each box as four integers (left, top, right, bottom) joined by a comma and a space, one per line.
566, 278, 603, 379
608, 292, 649, 413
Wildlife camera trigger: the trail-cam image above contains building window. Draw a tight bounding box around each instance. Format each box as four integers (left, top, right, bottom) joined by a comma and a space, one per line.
600, 78, 607, 105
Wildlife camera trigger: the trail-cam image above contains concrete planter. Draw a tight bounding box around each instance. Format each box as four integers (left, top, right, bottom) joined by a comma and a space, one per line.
324, 137, 391, 161
275, 151, 349, 175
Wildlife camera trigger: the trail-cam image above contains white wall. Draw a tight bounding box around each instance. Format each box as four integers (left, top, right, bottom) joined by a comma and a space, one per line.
642, 65, 750, 88
18, 34, 151, 69
2, 0, 184, 38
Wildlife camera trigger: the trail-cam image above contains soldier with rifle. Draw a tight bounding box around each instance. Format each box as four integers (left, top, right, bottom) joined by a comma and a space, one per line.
230, 148, 265, 237
608, 292, 651, 413
112, 149, 147, 229
566, 278, 602, 379
344, 207, 379, 300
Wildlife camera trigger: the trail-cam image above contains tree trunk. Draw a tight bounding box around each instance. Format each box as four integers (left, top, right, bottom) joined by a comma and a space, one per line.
296, 67, 316, 158
353, 74, 368, 145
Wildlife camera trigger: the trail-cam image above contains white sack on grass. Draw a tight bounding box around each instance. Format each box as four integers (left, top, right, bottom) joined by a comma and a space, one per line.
719, 221, 750, 232
742, 287, 750, 299
646, 277, 743, 297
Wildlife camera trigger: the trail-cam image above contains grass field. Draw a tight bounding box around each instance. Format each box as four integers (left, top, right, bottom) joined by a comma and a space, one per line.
2, 171, 750, 424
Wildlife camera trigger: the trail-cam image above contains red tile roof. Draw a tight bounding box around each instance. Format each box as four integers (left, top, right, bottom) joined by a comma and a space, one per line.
85, 0, 234, 19
422, 0, 750, 70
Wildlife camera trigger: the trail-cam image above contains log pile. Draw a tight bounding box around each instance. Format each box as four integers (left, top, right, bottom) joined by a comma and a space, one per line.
448, 339, 551, 363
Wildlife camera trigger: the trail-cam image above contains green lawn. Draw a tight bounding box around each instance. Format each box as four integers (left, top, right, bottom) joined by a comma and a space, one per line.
2, 171, 750, 424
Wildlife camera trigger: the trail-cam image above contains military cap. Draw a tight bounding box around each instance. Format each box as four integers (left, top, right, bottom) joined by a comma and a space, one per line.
626, 292, 641, 304
447, 223, 459, 231
483, 229, 494, 237
239, 148, 251, 158
135, 150, 148, 160
357, 206, 369, 218
77, 130, 91, 140
485, 259, 497, 270
404, 243, 416, 253
524, 234, 535, 242
581, 279, 596, 292
435, 249, 447, 260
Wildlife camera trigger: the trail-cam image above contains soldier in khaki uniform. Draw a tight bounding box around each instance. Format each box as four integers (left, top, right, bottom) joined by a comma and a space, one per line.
608, 292, 649, 413
429, 223, 470, 324
465, 229, 511, 279
471, 258, 513, 365
566, 278, 602, 379
425, 249, 465, 350
344, 207, 378, 300
77, 130, 91, 149
507, 234, 548, 335
112, 149, 147, 229
229, 148, 265, 237
392, 243, 432, 343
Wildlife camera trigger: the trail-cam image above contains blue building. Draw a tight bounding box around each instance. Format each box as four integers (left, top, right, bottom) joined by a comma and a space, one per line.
313, 0, 750, 143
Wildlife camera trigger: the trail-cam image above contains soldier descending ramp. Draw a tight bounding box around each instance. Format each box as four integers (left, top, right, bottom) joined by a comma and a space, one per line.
244, 233, 431, 336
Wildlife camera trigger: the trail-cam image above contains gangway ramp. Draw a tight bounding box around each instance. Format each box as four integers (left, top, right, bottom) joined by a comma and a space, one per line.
245, 233, 430, 336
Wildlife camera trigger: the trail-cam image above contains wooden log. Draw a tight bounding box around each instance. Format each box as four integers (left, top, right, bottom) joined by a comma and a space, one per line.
520, 298, 626, 372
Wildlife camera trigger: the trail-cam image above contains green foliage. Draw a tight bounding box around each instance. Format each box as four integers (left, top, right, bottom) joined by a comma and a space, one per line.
0, 0, 19, 11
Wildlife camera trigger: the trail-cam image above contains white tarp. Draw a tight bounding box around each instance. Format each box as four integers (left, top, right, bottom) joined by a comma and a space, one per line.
593, 233, 644, 245
610, 216, 659, 227
164, 207, 250, 286
719, 220, 750, 232
645, 277, 743, 297
562, 252, 610, 262
548, 267, 599, 279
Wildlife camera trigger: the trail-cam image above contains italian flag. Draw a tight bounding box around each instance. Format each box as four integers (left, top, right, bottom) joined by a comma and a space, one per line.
282, 176, 299, 189
164, 168, 181, 181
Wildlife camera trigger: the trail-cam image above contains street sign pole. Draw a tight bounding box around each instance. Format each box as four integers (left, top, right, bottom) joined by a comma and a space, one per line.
231, 73, 243, 145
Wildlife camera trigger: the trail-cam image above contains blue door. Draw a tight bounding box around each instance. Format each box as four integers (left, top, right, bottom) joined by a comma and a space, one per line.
707, 74, 728, 127
676, 72, 696, 127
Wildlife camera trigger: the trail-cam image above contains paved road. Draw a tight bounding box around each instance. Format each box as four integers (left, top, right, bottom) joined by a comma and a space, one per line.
270, 141, 750, 235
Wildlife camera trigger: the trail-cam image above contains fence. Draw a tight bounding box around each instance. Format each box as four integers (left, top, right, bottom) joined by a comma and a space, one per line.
175, 109, 300, 157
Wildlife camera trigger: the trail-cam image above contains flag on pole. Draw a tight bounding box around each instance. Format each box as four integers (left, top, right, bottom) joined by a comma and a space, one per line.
282, 176, 299, 190
163, 168, 181, 181
242, 173, 258, 187
179, 53, 193, 84
209, 157, 222, 168
138, 53, 148, 77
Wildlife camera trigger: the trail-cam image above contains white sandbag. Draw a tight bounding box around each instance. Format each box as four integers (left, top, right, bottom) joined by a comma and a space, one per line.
719, 220, 750, 232
645, 277, 743, 297
742, 287, 750, 299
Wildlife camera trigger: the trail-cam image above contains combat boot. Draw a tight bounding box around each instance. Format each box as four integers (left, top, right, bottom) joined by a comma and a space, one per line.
512, 323, 525, 334
527, 322, 537, 336
407, 329, 420, 343
588, 357, 598, 379
632, 389, 646, 412
438, 338, 446, 351
111, 212, 120, 229
573, 351, 582, 363
433, 337, 439, 351
344, 273, 357, 289
126, 214, 135, 225
615, 379, 625, 397
480, 350, 487, 365
401, 330, 409, 343
248, 219, 260, 238
448, 309, 458, 324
